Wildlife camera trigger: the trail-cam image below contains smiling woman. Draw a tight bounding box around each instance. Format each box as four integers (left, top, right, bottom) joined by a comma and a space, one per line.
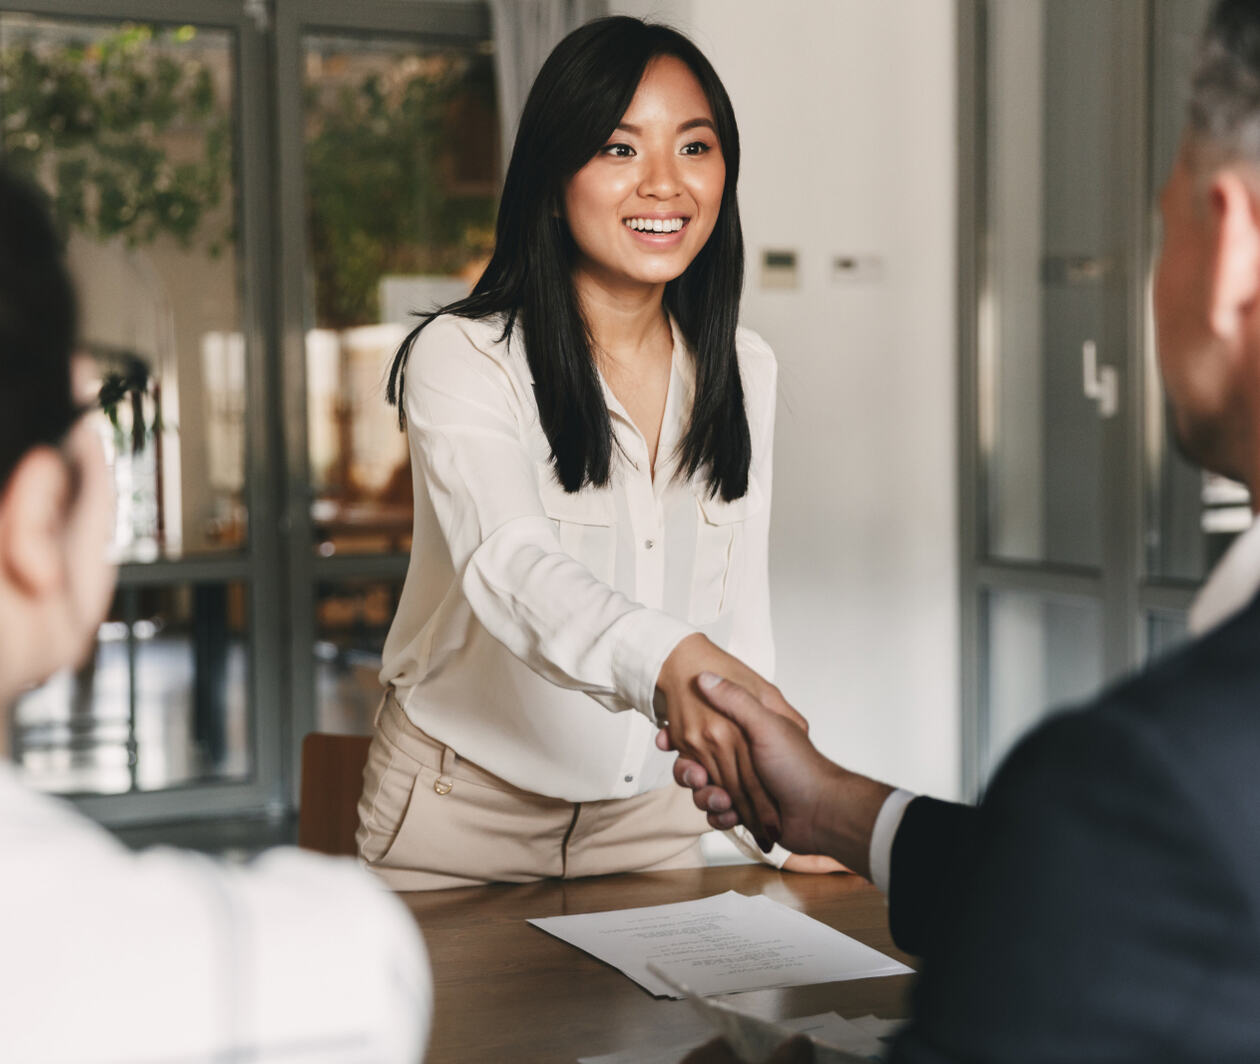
359, 16, 833, 891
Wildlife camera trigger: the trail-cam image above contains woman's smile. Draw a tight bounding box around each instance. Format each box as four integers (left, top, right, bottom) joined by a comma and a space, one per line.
622, 214, 691, 244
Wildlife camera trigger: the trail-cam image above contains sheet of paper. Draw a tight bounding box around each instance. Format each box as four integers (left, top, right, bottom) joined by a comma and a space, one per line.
528, 890, 912, 999
850, 1015, 906, 1041
577, 1011, 892, 1064
648, 964, 886, 1063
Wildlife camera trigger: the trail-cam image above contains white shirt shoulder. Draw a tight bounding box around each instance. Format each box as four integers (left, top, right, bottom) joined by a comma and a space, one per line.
0, 766, 430, 1062
407, 311, 530, 394
414, 311, 513, 358
734, 324, 778, 370
734, 326, 779, 441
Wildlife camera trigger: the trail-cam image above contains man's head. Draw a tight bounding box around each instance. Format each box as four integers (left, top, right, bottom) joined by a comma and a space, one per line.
1155, 0, 1260, 492
0, 169, 115, 714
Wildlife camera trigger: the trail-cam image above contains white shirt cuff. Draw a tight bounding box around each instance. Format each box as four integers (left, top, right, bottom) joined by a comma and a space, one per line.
609, 609, 697, 721
727, 826, 791, 868
868, 788, 917, 895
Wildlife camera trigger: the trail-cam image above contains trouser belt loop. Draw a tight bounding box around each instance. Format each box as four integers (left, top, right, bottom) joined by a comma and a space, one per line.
373, 690, 390, 728
434, 741, 455, 796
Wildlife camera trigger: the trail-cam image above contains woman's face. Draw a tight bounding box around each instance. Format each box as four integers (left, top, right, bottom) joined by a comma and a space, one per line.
564, 55, 726, 297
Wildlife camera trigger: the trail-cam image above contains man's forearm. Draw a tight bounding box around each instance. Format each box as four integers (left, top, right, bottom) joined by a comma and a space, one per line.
812, 768, 895, 880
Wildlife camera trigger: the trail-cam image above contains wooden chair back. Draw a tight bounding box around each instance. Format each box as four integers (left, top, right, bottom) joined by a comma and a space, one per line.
298, 732, 373, 857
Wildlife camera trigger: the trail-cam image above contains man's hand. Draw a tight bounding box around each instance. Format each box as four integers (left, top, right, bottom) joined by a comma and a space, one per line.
680, 1035, 814, 1064
665, 672, 894, 878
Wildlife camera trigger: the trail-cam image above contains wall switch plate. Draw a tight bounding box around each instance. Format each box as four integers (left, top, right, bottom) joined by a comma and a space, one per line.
761, 248, 799, 289
832, 254, 885, 284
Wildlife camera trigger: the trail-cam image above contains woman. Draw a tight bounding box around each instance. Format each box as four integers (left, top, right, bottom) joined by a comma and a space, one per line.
357, 16, 826, 889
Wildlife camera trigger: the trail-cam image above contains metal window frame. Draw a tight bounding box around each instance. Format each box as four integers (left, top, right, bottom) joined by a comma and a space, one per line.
956, 0, 981, 800
1137, 0, 1218, 621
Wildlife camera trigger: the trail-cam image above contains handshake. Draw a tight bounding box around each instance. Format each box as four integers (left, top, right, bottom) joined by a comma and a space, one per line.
654, 634, 893, 874
655, 665, 894, 885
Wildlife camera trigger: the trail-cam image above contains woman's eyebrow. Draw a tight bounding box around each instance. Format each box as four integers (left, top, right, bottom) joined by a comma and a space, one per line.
614, 118, 716, 135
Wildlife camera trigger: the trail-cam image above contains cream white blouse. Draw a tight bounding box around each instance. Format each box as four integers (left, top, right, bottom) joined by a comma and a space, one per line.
380, 312, 777, 806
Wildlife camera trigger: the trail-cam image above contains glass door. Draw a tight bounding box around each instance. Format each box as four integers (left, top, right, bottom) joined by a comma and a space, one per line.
962, 0, 1147, 789
1, 0, 285, 823
0, 0, 500, 826
961, 0, 1243, 794
274, 0, 498, 797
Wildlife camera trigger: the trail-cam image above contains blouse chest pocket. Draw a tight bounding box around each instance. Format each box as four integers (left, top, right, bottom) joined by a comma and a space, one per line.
691, 477, 763, 625
537, 476, 617, 587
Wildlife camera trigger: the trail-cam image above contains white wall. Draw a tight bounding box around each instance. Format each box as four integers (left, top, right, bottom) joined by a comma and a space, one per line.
613, 0, 960, 800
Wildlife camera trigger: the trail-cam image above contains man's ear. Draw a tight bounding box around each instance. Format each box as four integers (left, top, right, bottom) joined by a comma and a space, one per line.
0, 448, 71, 597
1207, 169, 1260, 342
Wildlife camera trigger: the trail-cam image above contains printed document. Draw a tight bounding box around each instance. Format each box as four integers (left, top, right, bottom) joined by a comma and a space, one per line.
528, 890, 912, 999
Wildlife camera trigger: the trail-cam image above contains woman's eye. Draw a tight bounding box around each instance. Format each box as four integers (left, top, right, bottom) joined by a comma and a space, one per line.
681, 141, 714, 156
601, 143, 635, 158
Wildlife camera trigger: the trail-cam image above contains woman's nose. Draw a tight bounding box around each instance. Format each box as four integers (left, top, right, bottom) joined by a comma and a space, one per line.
637, 150, 681, 199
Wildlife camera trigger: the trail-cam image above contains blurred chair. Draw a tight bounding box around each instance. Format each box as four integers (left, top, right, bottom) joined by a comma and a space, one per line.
298, 733, 372, 857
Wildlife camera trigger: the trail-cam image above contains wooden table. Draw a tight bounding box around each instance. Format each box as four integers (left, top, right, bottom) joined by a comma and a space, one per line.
401, 864, 916, 1063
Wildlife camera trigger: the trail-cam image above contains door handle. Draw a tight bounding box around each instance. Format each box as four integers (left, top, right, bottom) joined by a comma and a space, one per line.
1082, 340, 1118, 419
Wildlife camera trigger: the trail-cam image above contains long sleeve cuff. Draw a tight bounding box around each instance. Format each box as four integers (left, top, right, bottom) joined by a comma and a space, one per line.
869, 788, 917, 894
727, 826, 791, 868
609, 608, 697, 722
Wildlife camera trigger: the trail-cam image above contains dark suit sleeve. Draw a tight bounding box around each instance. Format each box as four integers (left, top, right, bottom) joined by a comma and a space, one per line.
887, 797, 978, 957
887, 706, 1247, 1064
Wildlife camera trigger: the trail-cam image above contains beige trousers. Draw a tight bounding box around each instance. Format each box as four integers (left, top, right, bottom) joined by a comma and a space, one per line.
356, 694, 710, 891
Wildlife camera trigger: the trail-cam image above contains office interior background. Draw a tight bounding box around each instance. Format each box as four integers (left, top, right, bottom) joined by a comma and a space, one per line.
0, 0, 1241, 849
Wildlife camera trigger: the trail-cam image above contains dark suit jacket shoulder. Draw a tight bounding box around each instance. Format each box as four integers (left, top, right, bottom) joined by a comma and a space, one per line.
888, 591, 1260, 1063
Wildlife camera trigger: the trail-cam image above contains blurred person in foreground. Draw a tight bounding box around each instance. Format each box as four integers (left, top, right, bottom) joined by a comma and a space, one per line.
672, 2, 1260, 1060
0, 168, 430, 1063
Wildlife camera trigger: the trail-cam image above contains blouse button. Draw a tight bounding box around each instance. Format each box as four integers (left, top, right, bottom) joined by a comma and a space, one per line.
624, 774, 634, 783
644, 539, 655, 550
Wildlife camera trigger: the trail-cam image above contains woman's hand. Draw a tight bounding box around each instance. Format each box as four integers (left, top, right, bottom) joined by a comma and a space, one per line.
655, 634, 807, 851
781, 853, 850, 875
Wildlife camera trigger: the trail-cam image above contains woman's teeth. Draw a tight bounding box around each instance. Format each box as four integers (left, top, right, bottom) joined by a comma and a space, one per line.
623, 217, 686, 233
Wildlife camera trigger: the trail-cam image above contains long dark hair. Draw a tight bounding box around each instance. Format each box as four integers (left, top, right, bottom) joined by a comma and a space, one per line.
386, 16, 750, 500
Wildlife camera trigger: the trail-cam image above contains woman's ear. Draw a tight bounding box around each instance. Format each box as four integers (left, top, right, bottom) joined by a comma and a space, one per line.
0, 448, 71, 598
1206, 169, 1260, 342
